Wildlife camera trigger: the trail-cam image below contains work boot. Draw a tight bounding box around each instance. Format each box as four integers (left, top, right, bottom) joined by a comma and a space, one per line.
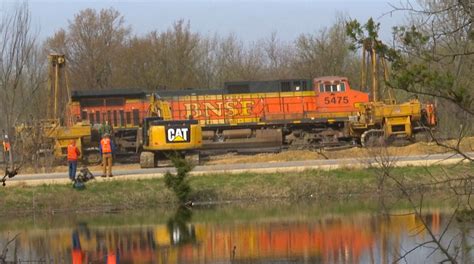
101, 175, 107, 178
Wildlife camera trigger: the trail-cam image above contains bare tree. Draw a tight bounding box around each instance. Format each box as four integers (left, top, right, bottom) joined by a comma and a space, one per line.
262, 32, 294, 79
387, 0, 473, 137
293, 18, 360, 83
347, 4, 474, 259
214, 34, 266, 84
0, 2, 44, 133
195, 34, 219, 88
46, 8, 131, 90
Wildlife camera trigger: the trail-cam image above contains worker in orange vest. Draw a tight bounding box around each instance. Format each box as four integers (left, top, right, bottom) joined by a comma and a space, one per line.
105, 249, 120, 264
2, 133, 11, 162
100, 133, 114, 177
67, 140, 81, 181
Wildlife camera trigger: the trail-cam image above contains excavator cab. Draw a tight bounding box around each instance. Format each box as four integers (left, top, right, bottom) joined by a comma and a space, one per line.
139, 94, 202, 168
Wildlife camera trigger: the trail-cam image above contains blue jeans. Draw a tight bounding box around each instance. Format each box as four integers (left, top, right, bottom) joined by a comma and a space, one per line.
72, 230, 81, 249
68, 160, 77, 180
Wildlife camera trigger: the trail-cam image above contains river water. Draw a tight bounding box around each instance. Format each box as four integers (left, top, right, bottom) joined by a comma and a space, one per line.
0, 201, 472, 263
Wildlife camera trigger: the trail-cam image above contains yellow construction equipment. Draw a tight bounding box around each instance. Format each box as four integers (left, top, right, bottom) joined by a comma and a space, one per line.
351, 38, 437, 146
15, 54, 100, 165
139, 94, 202, 168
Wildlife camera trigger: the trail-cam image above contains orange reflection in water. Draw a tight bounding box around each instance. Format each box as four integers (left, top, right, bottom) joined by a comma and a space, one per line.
2, 210, 442, 263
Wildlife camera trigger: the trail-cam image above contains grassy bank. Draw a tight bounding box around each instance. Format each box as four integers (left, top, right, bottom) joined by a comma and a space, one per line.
0, 164, 471, 215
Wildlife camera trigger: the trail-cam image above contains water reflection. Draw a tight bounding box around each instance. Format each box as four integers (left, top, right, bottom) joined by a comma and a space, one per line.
167, 206, 196, 246
0, 205, 472, 263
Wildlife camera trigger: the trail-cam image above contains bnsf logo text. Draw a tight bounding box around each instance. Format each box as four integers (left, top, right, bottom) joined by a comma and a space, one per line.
166, 127, 190, 143
183, 100, 255, 118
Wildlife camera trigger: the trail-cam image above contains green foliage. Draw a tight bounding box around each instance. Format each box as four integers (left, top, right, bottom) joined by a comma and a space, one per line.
164, 155, 194, 204
346, 15, 474, 124
166, 205, 195, 245
346, 18, 381, 50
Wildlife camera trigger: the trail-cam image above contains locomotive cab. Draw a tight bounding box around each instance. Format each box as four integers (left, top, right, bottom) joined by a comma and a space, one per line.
314, 76, 369, 114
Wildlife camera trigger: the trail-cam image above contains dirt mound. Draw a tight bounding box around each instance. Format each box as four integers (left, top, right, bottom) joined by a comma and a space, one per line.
17, 137, 474, 173
208, 137, 474, 165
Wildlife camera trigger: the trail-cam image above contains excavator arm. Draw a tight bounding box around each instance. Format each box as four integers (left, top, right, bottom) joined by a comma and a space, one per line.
148, 94, 172, 120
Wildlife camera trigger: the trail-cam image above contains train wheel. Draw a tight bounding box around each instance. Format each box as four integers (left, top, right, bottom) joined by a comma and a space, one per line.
361, 129, 385, 147
140, 151, 155, 168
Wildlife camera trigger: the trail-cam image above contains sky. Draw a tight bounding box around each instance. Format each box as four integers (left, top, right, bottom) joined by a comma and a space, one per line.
0, 0, 407, 43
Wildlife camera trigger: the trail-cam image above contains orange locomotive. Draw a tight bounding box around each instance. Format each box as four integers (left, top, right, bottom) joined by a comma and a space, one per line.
167, 76, 367, 124
67, 76, 370, 151
68, 90, 149, 154
158, 76, 369, 150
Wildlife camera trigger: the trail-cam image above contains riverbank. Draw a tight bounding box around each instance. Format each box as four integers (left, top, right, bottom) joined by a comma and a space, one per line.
1, 163, 471, 216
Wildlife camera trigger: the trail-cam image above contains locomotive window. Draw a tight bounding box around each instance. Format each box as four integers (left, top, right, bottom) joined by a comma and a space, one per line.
292, 81, 301, 91
107, 111, 112, 123
281, 81, 291, 92
81, 111, 87, 120
295, 81, 307, 91
227, 84, 250, 93
320, 84, 342, 92
96, 111, 101, 124
339, 83, 346, 91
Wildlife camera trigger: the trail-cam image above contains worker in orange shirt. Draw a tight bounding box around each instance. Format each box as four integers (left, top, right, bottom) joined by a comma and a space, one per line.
2, 135, 10, 153
3, 135, 11, 162
67, 140, 81, 181
105, 249, 120, 264
100, 133, 114, 177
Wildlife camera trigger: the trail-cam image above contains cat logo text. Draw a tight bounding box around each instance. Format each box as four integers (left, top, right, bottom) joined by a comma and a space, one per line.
166, 127, 190, 143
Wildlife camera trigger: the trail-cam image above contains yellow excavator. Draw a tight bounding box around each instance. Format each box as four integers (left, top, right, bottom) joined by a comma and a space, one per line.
350, 38, 437, 146
139, 94, 202, 168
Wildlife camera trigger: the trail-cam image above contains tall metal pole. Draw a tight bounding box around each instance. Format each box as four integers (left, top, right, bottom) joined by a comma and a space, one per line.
371, 47, 378, 102
360, 48, 366, 91
54, 58, 59, 120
